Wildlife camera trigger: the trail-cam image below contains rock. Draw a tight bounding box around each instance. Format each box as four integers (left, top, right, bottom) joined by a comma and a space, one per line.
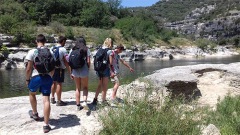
201, 124, 221, 135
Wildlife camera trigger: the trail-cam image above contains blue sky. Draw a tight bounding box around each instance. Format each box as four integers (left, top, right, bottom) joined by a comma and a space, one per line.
121, 0, 160, 7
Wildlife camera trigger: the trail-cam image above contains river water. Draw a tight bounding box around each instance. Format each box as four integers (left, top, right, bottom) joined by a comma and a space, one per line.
0, 56, 240, 98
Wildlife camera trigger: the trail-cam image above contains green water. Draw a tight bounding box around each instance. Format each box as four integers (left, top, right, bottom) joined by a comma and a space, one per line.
1, 56, 240, 98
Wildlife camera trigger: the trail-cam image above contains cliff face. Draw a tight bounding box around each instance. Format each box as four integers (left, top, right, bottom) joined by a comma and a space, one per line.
147, 0, 240, 42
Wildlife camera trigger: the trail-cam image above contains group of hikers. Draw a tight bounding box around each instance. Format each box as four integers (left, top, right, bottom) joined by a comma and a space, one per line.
25, 34, 134, 133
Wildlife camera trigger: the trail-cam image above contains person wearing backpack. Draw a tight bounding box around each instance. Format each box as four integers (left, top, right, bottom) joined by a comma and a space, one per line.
25, 34, 54, 133
68, 37, 91, 110
92, 38, 114, 105
50, 36, 70, 106
110, 44, 134, 104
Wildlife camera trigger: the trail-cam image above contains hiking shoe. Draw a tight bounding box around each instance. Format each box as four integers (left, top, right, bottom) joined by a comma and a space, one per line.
82, 101, 89, 110
101, 100, 110, 106
51, 97, 56, 104
111, 98, 119, 105
56, 100, 67, 106
43, 125, 51, 133
28, 110, 40, 121
77, 105, 84, 111
92, 98, 98, 105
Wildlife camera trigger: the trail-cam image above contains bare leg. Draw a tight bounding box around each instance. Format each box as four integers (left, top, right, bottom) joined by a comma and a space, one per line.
51, 82, 56, 98
101, 77, 109, 101
81, 77, 88, 101
43, 96, 50, 125
74, 77, 81, 105
56, 82, 62, 101
111, 82, 119, 99
94, 79, 102, 99
29, 92, 37, 113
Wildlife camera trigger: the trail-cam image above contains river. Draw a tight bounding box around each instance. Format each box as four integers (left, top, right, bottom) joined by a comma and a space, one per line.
0, 56, 240, 98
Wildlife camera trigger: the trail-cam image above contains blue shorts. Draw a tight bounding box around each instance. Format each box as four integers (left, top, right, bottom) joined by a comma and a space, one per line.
96, 67, 110, 78
28, 74, 53, 96
52, 68, 65, 83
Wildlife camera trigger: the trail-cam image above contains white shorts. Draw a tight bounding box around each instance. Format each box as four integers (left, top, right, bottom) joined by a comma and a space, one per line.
111, 75, 120, 84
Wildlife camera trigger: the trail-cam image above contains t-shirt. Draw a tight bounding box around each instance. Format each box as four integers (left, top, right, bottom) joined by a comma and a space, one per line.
110, 51, 120, 74
50, 44, 68, 69
25, 46, 54, 77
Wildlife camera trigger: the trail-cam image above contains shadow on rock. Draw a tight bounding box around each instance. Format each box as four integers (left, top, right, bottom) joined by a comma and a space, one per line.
49, 114, 80, 130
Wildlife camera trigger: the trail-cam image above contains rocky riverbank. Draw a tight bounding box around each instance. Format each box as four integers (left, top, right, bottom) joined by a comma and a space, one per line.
1, 62, 240, 134
0, 45, 239, 70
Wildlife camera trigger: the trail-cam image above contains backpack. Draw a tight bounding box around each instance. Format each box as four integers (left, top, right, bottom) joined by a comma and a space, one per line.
93, 48, 109, 76
68, 48, 86, 69
34, 48, 55, 74
52, 46, 61, 68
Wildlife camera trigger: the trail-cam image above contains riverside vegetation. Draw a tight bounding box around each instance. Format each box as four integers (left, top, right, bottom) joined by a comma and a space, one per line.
100, 90, 240, 135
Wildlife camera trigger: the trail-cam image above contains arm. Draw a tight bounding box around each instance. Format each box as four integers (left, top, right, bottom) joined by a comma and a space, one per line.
109, 54, 115, 77
87, 56, 90, 69
25, 60, 33, 85
120, 59, 134, 72
63, 55, 71, 74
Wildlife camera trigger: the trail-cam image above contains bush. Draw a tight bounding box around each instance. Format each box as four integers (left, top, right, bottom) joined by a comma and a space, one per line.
50, 21, 65, 34
100, 96, 202, 135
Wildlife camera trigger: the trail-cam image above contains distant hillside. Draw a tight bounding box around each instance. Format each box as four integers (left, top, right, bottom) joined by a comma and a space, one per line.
148, 0, 240, 22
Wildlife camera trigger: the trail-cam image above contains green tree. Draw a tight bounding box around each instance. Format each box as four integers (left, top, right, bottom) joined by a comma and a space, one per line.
0, 15, 18, 34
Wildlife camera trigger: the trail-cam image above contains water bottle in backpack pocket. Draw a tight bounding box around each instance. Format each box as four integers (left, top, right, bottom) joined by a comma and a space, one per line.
34, 48, 55, 74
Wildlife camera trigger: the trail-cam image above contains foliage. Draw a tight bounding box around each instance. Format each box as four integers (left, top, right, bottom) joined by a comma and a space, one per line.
204, 95, 240, 135
100, 96, 202, 135
115, 16, 158, 43
0, 15, 18, 34
195, 38, 214, 51
65, 27, 75, 40
159, 28, 178, 43
0, 45, 10, 54
49, 21, 65, 34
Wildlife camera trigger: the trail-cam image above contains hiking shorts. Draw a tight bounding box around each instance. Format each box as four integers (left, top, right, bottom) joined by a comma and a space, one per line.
111, 74, 120, 84
71, 64, 89, 78
52, 68, 65, 83
96, 67, 110, 78
28, 74, 53, 96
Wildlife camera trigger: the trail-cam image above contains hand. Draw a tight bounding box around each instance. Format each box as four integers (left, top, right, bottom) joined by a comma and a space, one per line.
70, 74, 74, 80
129, 67, 134, 72
25, 80, 30, 86
110, 72, 115, 78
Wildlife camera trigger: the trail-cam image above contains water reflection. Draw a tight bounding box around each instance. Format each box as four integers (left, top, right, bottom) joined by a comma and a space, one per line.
0, 55, 240, 98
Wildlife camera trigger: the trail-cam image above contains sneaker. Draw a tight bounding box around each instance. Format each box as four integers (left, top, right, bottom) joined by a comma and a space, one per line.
82, 101, 89, 110
56, 100, 67, 106
101, 100, 110, 106
77, 105, 84, 111
51, 97, 56, 104
28, 110, 40, 121
111, 98, 119, 105
92, 98, 98, 105
43, 125, 51, 133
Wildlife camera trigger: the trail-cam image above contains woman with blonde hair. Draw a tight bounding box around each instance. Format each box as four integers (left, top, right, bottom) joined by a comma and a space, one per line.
92, 38, 113, 105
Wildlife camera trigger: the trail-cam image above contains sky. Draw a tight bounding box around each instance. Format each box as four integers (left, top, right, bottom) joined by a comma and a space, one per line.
120, 0, 160, 7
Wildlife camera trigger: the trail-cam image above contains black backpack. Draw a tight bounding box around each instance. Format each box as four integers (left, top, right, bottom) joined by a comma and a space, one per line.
52, 46, 61, 68
69, 48, 86, 69
34, 48, 55, 74
94, 48, 109, 76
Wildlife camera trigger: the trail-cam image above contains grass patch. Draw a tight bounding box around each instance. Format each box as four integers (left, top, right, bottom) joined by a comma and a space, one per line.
204, 95, 240, 134
99, 91, 240, 135
100, 96, 202, 135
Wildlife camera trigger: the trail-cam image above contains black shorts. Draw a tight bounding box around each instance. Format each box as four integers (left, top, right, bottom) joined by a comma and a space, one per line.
52, 68, 65, 83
